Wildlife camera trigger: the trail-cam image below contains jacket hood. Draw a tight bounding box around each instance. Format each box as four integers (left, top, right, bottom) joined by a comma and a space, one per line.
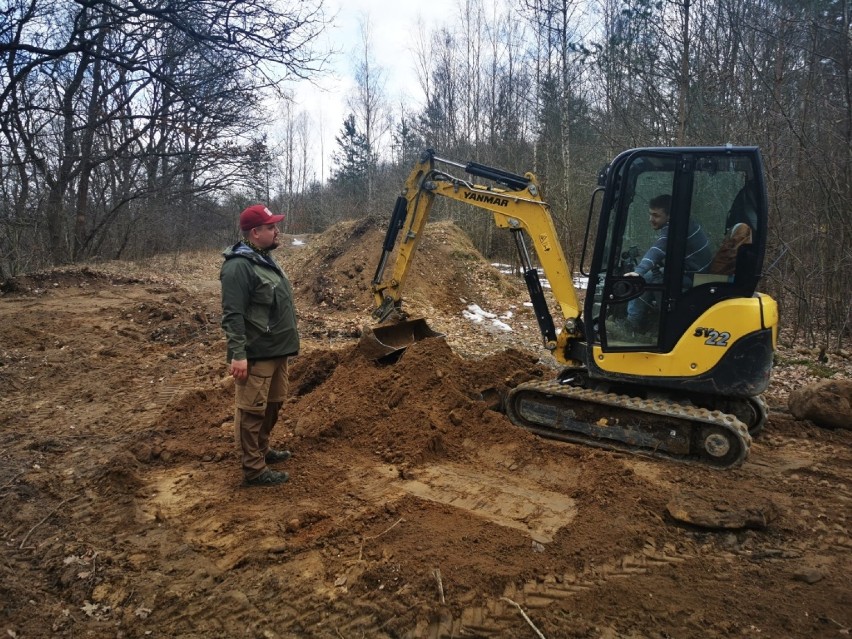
222, 241, 282, 275
222, 241, 256, 260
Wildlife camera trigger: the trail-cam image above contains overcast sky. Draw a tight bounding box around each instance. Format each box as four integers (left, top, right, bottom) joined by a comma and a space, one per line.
287, 0, 461, 182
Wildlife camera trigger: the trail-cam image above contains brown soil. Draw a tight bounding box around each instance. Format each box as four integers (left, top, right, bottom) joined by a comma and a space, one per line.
1, 219, 850, 639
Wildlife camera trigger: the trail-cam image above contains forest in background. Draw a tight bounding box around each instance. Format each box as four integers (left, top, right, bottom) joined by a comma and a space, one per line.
1, 0, 850, 347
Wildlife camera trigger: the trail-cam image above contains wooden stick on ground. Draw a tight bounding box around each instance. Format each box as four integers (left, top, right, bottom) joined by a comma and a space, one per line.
500, 596, 547, 639
433, 568, 445, 604
358, 517, 405, 561
366, 517, 404, 540
0, 471, 25, 491
19, 495, 79, 550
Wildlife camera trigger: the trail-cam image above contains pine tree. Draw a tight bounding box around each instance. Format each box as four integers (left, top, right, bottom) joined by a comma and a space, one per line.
331, 114, 370, 201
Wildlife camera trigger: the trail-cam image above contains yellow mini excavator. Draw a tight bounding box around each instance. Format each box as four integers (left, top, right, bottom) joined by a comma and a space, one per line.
367, 148, 778, 468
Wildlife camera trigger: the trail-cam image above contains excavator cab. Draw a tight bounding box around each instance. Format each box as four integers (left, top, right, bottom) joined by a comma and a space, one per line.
587, 148, 772, 368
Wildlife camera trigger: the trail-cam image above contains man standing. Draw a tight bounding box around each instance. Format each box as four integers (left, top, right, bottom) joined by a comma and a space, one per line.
220, 204, 299, 487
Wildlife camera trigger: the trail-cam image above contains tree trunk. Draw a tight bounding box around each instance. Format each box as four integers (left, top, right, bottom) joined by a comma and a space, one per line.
677, 0, 691, 144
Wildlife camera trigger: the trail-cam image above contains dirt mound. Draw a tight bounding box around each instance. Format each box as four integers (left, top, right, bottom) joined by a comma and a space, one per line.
285, 218, 532, 353
291, 337, 546, 468
287, 217, 522, 317
0, 222, 850, 638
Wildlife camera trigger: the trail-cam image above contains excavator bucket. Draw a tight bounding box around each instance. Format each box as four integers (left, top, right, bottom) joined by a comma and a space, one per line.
358, 319, 445, 362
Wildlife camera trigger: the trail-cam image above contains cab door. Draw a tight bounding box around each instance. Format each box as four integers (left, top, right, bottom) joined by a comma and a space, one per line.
586, 147, 768, 354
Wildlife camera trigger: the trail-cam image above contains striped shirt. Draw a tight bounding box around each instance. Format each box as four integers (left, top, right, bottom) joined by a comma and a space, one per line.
634, 221, 713, 278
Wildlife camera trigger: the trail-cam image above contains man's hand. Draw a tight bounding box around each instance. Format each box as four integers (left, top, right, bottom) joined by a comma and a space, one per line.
230, 358, 248, 381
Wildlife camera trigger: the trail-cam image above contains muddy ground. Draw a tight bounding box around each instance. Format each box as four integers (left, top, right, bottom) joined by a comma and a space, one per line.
1, 219, 850, 638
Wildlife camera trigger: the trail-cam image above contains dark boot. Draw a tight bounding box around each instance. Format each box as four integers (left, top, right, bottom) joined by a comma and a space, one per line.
244, 468, 289, 487
265, 448, 292, 464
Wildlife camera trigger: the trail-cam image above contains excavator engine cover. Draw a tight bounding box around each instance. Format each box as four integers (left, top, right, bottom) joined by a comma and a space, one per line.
358, 319, 445, 362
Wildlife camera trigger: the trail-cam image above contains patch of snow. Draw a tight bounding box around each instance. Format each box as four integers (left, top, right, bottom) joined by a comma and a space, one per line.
489, 263, 591, 292
463, 303, 513, 332
462, 310, 484, 323
466, 303, 496, 319
491, 319, 512, 332
292, 238, 305, 246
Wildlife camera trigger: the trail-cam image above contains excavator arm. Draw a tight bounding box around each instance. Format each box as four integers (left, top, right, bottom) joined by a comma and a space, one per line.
370, 150, 583, 362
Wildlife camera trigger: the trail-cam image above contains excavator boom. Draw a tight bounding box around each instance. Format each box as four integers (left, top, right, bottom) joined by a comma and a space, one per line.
369, 150, 582, 361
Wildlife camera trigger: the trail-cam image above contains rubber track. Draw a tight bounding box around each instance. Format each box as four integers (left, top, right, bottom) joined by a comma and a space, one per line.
506, 379, 752, 469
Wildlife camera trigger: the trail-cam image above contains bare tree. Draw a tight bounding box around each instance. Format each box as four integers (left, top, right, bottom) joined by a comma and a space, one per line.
0, 0, 330, 268
273, 96, 315, 233
347, 14, 391, 211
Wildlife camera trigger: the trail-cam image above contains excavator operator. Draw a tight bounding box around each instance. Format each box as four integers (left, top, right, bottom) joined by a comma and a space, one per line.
624, 194, 712, 333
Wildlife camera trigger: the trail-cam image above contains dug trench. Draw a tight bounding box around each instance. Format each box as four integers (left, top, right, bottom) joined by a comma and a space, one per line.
0, 219, 850, 638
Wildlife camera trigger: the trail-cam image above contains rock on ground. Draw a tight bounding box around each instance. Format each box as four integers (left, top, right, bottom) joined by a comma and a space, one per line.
789, 379, 852, 429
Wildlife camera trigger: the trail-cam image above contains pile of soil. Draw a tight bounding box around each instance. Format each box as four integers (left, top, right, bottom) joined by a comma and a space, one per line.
0, 219, 849, 638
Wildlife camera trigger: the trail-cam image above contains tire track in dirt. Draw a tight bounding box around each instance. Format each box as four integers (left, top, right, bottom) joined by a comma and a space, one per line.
152, 372, 211, 406
132, 449, 688, 638
414, 541, 691, 637
130, 383, 852, 637
750, 431, 851, 555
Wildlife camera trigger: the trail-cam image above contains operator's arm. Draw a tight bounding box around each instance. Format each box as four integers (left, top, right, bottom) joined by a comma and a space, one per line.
628, 229, 668, 278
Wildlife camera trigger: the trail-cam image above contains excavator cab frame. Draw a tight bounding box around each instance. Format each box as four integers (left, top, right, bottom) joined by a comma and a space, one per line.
584, 147, 776, 398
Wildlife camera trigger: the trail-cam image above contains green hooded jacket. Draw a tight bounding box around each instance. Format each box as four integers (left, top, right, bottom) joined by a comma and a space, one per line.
220, 242, 299, 362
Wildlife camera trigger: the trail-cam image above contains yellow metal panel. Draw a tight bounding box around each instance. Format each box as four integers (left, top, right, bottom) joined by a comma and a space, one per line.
593, 296, 774, 377
756, 293, 779, 348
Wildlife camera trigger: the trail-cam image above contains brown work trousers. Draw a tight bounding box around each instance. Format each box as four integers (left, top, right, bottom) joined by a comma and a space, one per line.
234, 357, 289, 481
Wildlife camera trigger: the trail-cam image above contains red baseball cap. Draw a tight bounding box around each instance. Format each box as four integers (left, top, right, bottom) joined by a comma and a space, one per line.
239, 204, 285, 231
